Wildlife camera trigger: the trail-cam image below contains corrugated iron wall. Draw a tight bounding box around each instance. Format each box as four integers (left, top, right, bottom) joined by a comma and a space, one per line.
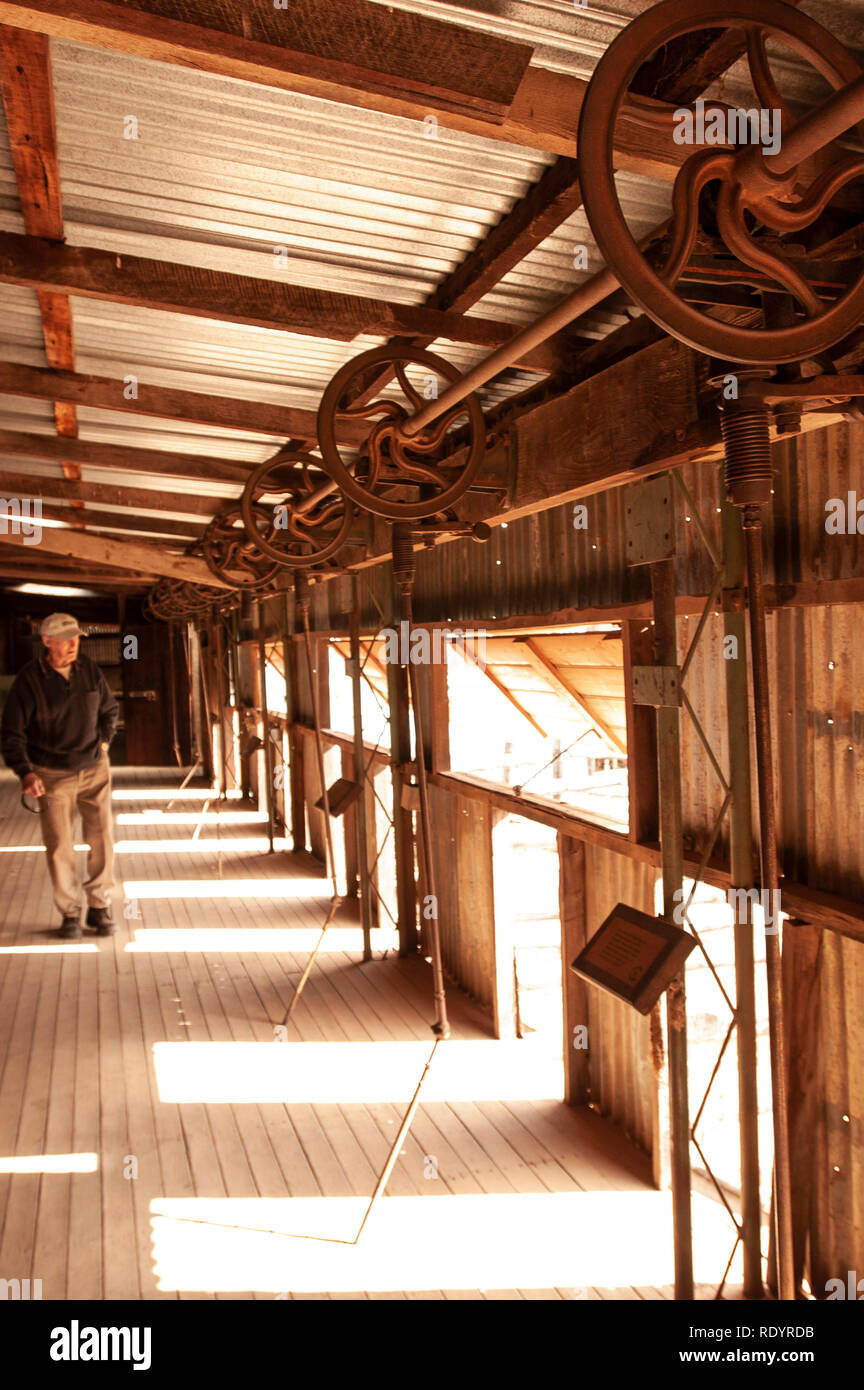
811, 930, 864, 1287
290, 413, 864, 1274
312, 419, 864, 636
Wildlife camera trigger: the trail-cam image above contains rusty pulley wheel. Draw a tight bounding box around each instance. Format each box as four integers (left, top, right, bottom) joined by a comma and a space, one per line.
240, 451, 354, 568
148, 578, 226, 620
317, 346, 486, 520
201, 506, 283, 589
579, 0, 864, 363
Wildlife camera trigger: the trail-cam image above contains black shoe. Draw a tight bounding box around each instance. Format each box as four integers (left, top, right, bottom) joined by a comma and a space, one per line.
86, 907, 116, 936
59, 914, 82, 940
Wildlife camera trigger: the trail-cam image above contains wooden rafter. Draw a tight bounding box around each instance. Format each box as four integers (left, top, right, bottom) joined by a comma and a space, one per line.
0, 232, 565, 373
0, 361, 367, 445
518, 638, 626, 758
0, 26, 81, 505
0, 467, 226, 516
10, 498, 205, 538
346, 22, 793, 407
456, 641, 546, 739
0, 564, 149, 588
0, 525, 229, 585
0, 0, 701, 178
0, 428, 255, 485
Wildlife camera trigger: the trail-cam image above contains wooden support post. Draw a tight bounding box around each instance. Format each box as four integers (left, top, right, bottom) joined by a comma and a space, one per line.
783, 922, 823, 1293
559, 834, 590, 1105
453, 795, 499, 1021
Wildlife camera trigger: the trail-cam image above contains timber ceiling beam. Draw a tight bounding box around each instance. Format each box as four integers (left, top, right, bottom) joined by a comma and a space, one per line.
0, 26, 82, 497
0, 232, 563, 373
0, 564, 149, 588
326, 325, 854, 579
357, 15, 805, 407
16, 499, 205, 538
0, 361, 367, 446
0, 524, 230, 585
0, 427, 254, 486
0, 466, 226, 516
0, 0, 696, 178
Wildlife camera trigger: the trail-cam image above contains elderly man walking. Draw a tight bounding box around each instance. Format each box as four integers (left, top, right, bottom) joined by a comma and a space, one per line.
1, 613, 119, 938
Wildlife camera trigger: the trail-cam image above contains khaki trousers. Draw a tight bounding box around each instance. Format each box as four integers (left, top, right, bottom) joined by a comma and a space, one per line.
32, 752, 115, 917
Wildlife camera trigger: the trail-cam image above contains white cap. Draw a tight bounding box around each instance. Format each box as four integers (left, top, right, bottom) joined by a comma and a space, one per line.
39, 613, 85, 639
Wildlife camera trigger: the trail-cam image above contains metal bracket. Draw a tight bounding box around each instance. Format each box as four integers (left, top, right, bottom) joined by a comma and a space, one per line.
624, 476, 675, 566
632, 664, 681, 707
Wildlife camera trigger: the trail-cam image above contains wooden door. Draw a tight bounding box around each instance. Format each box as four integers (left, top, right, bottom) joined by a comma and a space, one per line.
123, 624, 191, 766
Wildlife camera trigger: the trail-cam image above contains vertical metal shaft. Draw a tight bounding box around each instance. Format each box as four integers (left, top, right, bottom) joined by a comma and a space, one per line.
256, 602, 275, 854
349, 575, 374, 962
722, 498, 763, 1298
212, 619, 228, 799
721, 394, 795, 1302
167, 621, 181, 766
392, 524, 449, 1040
652, 558, 694, 1301
742, 512, 796, 1302
385, 563, 417, 958
296, 573, 339, 898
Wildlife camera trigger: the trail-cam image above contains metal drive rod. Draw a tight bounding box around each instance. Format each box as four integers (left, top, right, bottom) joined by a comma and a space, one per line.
651, 558, 694, 1301
280, 572, 342, 1028
402, 265, 621, 437
256, 603, 275, 855
722, 499, 763, 1298
766, 70, 864, 176
401, 81, 864, 439
392, 523, 450, 1037
742, 512, 796, 1302
298, 575, 340, 900
349, 574, 374, 962
352, 1038, 440, 1243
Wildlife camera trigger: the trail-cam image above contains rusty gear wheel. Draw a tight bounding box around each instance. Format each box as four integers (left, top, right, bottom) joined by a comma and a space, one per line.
202, 507, 283, 589
578, 0, 864, 363
241, 452, 354, 568
317, 346, 486, 520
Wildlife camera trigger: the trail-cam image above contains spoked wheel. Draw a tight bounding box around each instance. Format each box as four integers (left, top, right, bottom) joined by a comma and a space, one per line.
317, 346, 486, 520
578, 0, 864, 363
241, 452, 355, 568
201, 507, 283, 589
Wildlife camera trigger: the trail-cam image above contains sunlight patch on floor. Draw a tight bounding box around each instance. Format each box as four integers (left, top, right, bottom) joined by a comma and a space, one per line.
150, 1191, 739, 1293
126, 927, 397, 953
152, 1040, 563, 1103
0, 1153, 98, 1173
123, 879, 331, 900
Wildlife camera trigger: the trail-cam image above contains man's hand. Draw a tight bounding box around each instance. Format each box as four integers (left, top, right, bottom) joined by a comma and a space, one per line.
22, 772, 46, 799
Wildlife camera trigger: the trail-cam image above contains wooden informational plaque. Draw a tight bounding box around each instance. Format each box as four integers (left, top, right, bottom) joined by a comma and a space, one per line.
570, 903, 696, 1015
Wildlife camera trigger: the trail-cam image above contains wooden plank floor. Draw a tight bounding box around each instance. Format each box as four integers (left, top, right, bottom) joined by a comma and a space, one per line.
0, 767, 739, 1301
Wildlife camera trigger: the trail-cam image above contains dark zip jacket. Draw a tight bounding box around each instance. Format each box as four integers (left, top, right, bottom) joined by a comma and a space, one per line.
0, 651, 119, 779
